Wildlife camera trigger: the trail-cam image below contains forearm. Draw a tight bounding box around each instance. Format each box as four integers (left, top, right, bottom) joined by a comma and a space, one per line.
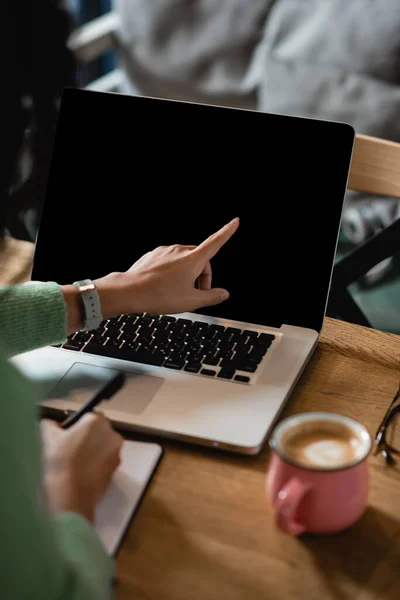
0, 358, 114, 600
0, 282, 67, 357
52, 513, 115, 600
0, 276, 141, 357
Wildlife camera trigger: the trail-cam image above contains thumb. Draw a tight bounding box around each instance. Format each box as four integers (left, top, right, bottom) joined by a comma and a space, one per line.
194, 287, 230, 308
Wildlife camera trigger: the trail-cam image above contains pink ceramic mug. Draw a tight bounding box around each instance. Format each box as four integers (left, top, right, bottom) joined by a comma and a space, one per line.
266, 412, 371, 535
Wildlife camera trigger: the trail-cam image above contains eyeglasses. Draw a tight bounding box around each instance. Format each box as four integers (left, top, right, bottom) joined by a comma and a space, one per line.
374, 382, 400, 465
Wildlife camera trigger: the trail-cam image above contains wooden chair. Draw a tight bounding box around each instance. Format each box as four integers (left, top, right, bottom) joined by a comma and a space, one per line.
327, 135, 400, 327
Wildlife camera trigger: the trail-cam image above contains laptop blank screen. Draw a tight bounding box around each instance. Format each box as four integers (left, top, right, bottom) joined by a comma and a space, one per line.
32, 88, 354, 332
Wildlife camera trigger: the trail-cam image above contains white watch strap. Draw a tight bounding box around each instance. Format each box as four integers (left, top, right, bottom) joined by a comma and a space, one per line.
73, 279, 103, 331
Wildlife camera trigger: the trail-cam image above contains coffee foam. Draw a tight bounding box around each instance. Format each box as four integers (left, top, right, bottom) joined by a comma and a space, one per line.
280, 419, 365, 469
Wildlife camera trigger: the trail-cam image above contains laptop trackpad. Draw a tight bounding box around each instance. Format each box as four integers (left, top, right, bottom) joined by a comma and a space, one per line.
47, 362, 164, 415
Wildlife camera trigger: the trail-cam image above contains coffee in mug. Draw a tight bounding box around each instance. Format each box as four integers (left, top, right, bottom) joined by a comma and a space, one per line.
279, 417, 366, 469
266, 411, 371, 535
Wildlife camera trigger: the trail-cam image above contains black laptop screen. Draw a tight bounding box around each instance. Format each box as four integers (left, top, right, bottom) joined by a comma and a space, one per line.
32, 88, 354, 332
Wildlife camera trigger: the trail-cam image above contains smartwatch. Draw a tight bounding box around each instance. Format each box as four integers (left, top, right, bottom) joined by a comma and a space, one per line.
73, 279, 103, 331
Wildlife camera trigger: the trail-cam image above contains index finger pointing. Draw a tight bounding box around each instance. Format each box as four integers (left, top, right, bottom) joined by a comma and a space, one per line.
194, 217, 240, 259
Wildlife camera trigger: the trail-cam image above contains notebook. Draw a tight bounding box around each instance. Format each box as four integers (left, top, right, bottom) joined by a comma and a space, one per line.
95, 439, 162, 555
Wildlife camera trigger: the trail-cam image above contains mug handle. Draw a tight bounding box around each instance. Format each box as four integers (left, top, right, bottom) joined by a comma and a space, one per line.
274, 478, 311, 535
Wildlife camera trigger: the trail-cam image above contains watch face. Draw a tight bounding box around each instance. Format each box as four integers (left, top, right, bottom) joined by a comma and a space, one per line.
80, 284, 96, 293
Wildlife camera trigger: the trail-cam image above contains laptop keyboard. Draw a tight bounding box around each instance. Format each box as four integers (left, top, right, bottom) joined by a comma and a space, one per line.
60, 313, 275, 384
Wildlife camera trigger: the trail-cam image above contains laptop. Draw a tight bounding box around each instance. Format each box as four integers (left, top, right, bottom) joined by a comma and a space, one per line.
13, 88, 354, 455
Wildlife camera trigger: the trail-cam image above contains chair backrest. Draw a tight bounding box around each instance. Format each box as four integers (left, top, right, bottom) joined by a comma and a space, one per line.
328, 134, 400, 329
348, 134, 400, 197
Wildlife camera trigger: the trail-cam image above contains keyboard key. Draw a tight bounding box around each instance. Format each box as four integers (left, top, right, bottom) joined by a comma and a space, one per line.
204, 336, 218, 348
152, 319, 166, 330
90, 330, 107, 343
62, 342, 85, 351
250, 346, 268, 357
226, 327, 242, 342
119, 332, 137, 344
206, 324, 225, 339
124, 340, 141, 353
240, 363, 258, 373
200, 369, 216, 377
258, 333, 275, 343
105, 326, 120, 336
151, 348, 169, 361
123, 321, 140, 334
185, 351, 200, 363
131, 351, 165, 367
122, 315, 139, 327
219, 357, 237, 370
105, 338, 123, 349
169, 341, 186, 354
152, 328, 169, 340
200, 341, 216, 355
243, 330, 259, 338
192, 322, 209, 334
233, 348, 249, 362
194, 331, 207, 343
217, 368, 235, 380
164, 358, 185, 370
83, 342, 120, 359
169, 329, 186, 341
177, 318, 192, 326
107, 317, 121, 327
234, 375, 250, 383
218, 340, 235, 353
246, 353, 263, 364
136, 326, 153, 341
203, 354, 220, 366
184, 362, 201, 373
71, 331, 92, 343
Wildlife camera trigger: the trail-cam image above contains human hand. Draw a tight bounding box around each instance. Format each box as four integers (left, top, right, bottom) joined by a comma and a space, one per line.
94, 217, 240, 318
40, 413, 123, 523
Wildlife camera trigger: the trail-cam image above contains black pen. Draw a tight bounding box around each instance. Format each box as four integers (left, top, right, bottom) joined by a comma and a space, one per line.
61, 372, 125, 429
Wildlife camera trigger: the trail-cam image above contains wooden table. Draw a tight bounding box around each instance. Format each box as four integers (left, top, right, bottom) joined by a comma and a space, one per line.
2, 240, 400, 598
115, 317, 400, 600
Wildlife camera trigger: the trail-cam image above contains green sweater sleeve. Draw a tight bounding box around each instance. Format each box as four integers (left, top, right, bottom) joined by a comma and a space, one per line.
0, 281, 67, 357
0, 356, 114, 599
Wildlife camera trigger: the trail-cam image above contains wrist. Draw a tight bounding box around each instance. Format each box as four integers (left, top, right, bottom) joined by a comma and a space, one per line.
94, 272, 143, 319
62, 276, 123, 334
45, 472, 95, 523
61, 285, 84, 335
63, 272, 145, 334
